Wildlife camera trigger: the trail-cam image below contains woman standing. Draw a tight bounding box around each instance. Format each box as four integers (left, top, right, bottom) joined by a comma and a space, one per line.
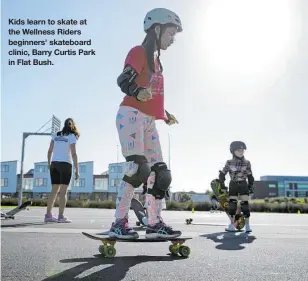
44, 118, 80, 223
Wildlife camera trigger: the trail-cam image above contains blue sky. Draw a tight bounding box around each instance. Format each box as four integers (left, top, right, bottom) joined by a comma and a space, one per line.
1, 0, 308, 192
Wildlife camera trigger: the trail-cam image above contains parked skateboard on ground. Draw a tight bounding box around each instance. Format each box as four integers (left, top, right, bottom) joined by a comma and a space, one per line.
131, 197, 148, 226
82, 232, 192, 258
1, 200, 32, 219
211, 179, 245, 231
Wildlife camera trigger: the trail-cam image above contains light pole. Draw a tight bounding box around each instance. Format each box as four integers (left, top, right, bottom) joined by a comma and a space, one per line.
18, 132, 53, 206
168, 132, 172, 202
17, 115, 61, 206
116, 144, 119, 196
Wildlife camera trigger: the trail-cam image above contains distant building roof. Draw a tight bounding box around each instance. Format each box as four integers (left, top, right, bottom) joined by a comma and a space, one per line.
26, 169, 34, 175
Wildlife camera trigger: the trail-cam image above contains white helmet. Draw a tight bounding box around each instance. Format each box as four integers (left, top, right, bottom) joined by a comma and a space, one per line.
144, 8, 183, 33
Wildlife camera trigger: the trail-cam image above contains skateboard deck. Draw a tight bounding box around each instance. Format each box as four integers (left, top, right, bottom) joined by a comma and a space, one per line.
82, 232, 192, 258
2, 200, 32, 219
131, 198, 148, 226
211, 179, 229, 210
210, 179, 245, 231
232, 213, 245, 231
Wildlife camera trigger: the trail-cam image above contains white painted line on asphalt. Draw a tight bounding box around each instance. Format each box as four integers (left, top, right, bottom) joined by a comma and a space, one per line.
1, 215, 114, 219
1, 227, 102, 233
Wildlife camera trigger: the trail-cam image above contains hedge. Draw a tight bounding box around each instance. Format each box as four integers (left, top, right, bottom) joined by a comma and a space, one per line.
1, 197, 308, 213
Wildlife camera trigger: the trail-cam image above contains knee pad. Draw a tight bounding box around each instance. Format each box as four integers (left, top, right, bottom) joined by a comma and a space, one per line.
228, 199, 237, 216
148, 162, 172, 199
122, 155, 151, 188
241, 201, 250, 218
151, 162, 172, 191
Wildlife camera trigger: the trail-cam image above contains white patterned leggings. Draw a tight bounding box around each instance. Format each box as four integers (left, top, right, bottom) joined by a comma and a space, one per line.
115, 106, 165, 225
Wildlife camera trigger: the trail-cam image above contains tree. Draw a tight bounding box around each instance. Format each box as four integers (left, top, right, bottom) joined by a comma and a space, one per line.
178, 192, 191, 203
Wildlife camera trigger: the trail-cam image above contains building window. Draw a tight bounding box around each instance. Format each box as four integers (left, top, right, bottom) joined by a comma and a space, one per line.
288, 183, 298, 190
74, 178, 85, 187
268, 184, 276, 188
110, 165, 122, 173
110, 178, 121, 187
298, 192, 306, 198
35, 178, 48, 187
95, 178, 107, 190
79, 165, 86, 173
35, 165, 47, 173
1, 165, 9, 172
23, 178, 33, 190
0, 178, 8, 187
37, 165, 47, 173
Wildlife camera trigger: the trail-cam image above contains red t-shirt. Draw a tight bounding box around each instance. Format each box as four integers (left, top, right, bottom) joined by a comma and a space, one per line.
120, 46, 167, 120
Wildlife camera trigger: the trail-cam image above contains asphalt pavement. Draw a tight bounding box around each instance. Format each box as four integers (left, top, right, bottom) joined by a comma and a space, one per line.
1, 207, 308, 281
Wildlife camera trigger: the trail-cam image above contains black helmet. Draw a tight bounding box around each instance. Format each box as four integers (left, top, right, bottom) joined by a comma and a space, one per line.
230, 141, 246, 154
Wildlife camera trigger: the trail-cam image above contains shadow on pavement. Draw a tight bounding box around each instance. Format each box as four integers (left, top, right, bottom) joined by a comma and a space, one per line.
42, 254, 185, 281
200, 231, 257, 250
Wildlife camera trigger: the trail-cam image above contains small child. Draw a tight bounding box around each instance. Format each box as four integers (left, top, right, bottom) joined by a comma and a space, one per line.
218, 141, 254, 233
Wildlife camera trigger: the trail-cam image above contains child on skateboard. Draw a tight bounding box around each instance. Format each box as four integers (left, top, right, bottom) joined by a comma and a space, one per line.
218, 141, 254, 233
108, 8, 183, 239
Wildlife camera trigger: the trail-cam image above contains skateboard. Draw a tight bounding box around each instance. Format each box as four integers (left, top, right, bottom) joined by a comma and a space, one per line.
210, 179, 245, 231
131, 197, 148, 226
1, 200, 32, 219
82, 232, 192, 258
233, 213, 245, 231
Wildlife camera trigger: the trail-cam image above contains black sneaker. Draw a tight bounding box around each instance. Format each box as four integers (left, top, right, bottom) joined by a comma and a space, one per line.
108, 217, 139, 239
145, 221, 182, 239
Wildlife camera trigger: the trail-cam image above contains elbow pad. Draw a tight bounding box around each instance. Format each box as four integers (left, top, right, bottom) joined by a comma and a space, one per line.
117, 66, 144, 97
248, 174, 254, 186
218, 170, 226, 183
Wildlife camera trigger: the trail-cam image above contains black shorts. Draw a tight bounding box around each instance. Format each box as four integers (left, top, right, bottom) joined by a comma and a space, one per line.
50, 161, 72, 185
229, 181, 249, 196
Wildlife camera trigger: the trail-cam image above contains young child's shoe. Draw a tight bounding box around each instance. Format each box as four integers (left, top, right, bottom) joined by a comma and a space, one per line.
245, 224, 252, 233
225, 223, 236, 232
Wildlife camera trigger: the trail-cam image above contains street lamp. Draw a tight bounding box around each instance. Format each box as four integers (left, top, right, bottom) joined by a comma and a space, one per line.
168, 132, 172, 202
116, 144, 119, 196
